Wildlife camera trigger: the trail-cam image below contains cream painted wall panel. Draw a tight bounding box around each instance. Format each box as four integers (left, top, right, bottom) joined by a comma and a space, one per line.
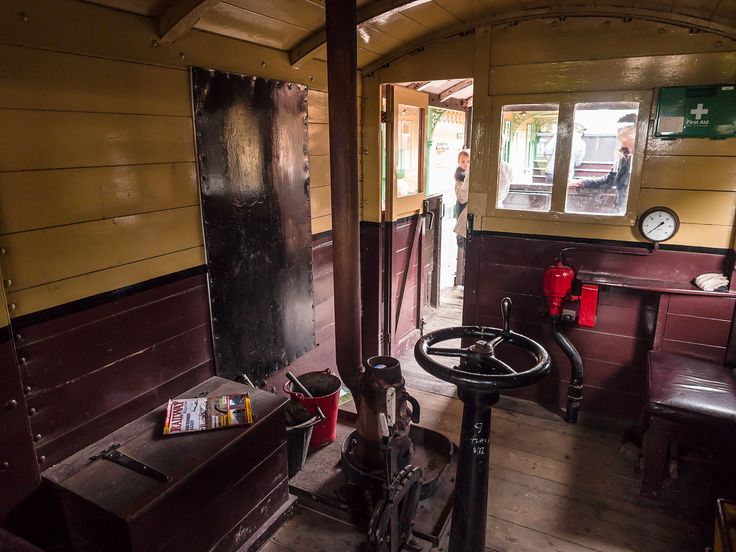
490, 19, 733, 65
647, 133, 736, 157
0, 170, 104, 234
480, 216, 734, 249
642, 156, 736, 191
308, 90, 328, 123
310, 186, 332, 219
638, 189, 736, 225
0, 111, 194, 172
0, 163, 198, 234
309, 123, 330, 156
101, 163, 198, 218
489, 51, 736, 95
1, 207, 203, 291
400, 1, 462, 30
0, 0, 329, 91
311, 214, 332, 235
7, 247, 205, 317
309, 155, 331, 189
0, 44, 191, 116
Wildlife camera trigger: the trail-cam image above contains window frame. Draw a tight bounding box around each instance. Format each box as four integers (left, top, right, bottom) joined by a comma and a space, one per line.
486, 90, 652, 226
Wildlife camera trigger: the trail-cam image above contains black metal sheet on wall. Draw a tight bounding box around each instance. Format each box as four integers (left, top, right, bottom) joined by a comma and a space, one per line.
193, 67, 314, 382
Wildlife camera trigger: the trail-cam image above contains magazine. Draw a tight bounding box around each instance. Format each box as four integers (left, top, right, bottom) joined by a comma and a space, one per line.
163, 393, 253, 435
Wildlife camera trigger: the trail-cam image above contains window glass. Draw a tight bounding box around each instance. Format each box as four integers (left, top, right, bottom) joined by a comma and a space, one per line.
396, 104, 422, 197
565, 102, 639, 216
497, 104, 560, 211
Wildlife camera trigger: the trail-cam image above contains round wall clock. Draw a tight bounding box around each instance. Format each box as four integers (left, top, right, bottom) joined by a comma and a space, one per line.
637, 206, 680, 243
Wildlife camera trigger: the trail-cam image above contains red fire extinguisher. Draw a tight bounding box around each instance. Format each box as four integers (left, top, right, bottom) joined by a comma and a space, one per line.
542, 260, 598, 327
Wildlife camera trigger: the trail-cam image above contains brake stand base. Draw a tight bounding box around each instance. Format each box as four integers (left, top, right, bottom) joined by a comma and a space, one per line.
289, 409, 456, 551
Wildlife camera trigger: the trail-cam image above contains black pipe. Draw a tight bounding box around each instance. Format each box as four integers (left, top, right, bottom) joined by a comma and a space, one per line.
551, 315, 584, 424
448, 388, 499, 552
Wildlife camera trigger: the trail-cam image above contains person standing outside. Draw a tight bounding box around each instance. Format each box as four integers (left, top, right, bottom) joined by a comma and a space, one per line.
544, 123, 587, 184
453, 151, 470, 286
569, 113, 637, 214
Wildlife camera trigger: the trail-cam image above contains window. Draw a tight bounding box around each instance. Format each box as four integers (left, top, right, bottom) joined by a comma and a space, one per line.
497, 104, 560, 212
491, 92, 649, 223
396, 104, 422, 197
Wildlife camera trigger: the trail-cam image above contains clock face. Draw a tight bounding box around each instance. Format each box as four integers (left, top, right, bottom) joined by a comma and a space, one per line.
638, 207, 679, 243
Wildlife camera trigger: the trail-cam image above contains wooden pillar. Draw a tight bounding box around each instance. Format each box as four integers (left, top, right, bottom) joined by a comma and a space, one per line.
325, 0, 363, 393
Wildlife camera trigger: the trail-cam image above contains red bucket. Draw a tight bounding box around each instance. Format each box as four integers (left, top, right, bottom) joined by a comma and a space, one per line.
283, 369, 342, 447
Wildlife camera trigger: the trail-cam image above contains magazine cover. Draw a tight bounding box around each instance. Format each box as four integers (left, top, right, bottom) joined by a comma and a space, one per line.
163, 393, 253, 435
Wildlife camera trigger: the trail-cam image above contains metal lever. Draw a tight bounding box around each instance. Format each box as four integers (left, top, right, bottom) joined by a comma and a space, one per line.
90, 444, 170, 483
286, 372, 326, 421
501, 297, 512, 335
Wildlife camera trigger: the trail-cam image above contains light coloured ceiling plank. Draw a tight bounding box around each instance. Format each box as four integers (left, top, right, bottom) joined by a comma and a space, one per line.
439, 78, 473, 101
290, 0, 433, 66
159, 0, 221, 42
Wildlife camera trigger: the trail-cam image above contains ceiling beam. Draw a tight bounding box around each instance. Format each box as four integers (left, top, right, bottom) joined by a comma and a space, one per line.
159, 0, 221, 43
439, 79, 473, 102
289, 0, 431, 66
363, 5, 736, 75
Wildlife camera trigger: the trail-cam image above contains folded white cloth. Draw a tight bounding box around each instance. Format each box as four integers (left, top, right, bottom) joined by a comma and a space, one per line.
694, 273, 729, 292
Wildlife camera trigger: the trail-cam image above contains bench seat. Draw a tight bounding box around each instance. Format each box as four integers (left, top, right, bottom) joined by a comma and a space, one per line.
43, 376, 294, 552
642, 351, 736, 498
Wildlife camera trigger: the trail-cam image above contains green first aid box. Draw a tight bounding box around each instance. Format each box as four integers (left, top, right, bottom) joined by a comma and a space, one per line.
654, 84, 736, 139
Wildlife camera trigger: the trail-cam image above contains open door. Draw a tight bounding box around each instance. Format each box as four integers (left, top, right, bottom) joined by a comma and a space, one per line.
384, 85, 429, 355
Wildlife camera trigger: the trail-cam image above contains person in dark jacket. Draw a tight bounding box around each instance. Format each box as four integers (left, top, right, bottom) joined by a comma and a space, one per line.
570, 113, 637, 214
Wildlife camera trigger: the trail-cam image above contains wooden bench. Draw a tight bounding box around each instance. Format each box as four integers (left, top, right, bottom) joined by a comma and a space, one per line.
43, 376, 294, 551
642, 351, 736, 498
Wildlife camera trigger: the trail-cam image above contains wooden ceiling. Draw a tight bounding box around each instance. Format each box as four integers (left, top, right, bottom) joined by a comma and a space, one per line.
83, 0, 736, 70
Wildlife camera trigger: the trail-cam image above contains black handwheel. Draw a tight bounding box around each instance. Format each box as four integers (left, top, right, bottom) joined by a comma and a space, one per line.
414, 298, 551, 552
414, 297, 551, 391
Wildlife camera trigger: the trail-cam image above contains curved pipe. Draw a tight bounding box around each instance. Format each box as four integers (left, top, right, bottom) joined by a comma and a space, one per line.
551, 316, 584, 424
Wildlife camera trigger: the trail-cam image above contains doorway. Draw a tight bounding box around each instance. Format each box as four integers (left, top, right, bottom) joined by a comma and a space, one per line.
382, 79, 473, 392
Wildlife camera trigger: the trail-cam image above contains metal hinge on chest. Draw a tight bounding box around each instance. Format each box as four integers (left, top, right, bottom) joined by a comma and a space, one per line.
90, 443, 170, 483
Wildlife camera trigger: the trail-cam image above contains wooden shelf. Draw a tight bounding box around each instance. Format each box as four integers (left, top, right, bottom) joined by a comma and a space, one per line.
577, 271, 736, 297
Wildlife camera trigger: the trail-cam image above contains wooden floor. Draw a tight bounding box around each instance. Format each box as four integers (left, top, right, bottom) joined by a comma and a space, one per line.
261, 289, 706, 552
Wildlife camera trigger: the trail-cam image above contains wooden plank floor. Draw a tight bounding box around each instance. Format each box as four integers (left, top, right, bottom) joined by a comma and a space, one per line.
262, 289, 705, 551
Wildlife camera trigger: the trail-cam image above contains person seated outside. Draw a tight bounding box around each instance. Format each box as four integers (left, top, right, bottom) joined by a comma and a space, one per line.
569, 113, 637, 214
544, 124, 586, 184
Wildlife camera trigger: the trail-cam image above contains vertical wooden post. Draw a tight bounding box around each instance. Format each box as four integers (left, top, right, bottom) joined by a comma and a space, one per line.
325, 0, 363, 393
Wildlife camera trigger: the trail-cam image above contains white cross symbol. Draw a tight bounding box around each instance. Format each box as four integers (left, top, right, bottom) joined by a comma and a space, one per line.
690, 103, 709, 120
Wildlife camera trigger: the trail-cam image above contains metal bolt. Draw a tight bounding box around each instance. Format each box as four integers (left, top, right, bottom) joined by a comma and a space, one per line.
151, 39, 159, 48
551, 20, 558, 27
28, 408, 36, 415
261, 61, 266, 67
15, 334, 22, 342
603, 20, 611, 28
179, 52, 186, 59
0, 248, 6, 255
5, 399, 17, 410
5, 280, 11, 288
20, 357, 26, 365
37, 456, 46, 464
309, 76, 315, 82
658, 27, 666, 34
8, 303, 15, 311
33, 434, 41, 442
24, 386, 31, 394
19, 12, 29, 22
1, 461, 9, 470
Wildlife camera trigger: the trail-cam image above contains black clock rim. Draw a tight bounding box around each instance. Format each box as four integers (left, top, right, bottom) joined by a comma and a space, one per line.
637, 206, 680, 243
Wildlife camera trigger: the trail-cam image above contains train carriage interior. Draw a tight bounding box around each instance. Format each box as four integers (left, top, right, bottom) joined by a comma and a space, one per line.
2, 1, 736, 551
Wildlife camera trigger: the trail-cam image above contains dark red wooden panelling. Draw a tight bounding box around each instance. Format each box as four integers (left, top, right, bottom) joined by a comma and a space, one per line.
464, 233, 734, 419
14, 273, 215, 467
668, 294, 735, 320
361, 223, 384, 359
0, 328, 40, 521
663, 313, 732, 348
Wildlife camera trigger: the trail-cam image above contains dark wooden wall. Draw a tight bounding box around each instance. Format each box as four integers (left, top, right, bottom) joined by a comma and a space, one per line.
463, 232, 735, 420
14, 270, 215, 468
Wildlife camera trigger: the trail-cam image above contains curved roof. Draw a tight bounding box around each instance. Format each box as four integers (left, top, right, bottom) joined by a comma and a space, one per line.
86, 0, 736, 69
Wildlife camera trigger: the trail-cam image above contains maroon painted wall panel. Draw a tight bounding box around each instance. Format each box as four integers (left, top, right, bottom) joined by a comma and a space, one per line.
20, 285, 210, 393
663, 313, 732, 348
0, 328, 40, 521
668, 294, 735, 320
661, 339, 726, 364
361, 223, 384, 359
